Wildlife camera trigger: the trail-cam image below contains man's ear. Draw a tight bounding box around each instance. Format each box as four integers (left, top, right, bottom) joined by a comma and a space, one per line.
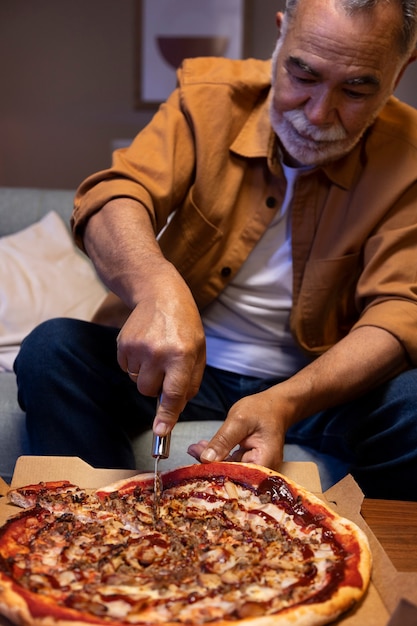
275, 11, 284, 33
395, 49, 417, 88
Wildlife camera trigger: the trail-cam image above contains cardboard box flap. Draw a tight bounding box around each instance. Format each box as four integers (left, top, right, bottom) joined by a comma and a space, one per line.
0, 477, 9, 497
9, 456, 323, 494
10, 456, 139, 489
324, 474, 365, 513
277, 460, 322, 493
387, 599, 417, 626
325, 475, 417, 614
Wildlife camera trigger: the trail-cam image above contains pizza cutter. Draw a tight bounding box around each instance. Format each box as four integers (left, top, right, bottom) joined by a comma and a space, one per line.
151, 433, 170, 522
151, 399, 171, 521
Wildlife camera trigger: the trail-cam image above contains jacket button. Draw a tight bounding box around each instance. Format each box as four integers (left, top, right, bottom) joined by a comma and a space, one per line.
266, 196, 277, 208
221, 267, 232, 277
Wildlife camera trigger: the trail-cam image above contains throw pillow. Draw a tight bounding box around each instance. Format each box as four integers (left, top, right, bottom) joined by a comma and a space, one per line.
0, 211, 107, 370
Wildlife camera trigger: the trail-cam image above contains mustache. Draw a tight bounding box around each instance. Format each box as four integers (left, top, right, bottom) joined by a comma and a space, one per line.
283, 109, 348, 142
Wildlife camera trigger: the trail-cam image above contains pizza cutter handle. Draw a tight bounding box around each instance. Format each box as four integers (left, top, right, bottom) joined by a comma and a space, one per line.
152, 432, 171, 459
151, 395, 171, 460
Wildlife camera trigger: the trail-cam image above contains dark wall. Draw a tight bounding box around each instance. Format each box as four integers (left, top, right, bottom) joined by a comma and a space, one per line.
0, 0, 415, 189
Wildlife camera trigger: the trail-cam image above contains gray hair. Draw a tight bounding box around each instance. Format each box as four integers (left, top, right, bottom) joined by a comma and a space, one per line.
284, 0, 417, 55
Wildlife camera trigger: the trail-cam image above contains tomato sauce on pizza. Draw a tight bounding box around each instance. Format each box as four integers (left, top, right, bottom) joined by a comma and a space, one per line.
0, 462, 371, 626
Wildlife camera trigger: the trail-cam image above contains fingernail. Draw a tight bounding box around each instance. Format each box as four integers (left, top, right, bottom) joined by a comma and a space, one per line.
154, 422, 169, 437
201, 448, 217, 462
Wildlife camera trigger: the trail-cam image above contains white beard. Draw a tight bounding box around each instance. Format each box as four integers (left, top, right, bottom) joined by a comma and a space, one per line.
270, 106, 357, 166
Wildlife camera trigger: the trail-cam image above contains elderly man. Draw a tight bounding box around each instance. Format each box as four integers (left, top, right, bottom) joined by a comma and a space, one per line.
15, 0, 417, 500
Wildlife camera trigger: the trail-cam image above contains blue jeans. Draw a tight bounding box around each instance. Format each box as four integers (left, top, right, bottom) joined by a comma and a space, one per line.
14, 318, 417, 500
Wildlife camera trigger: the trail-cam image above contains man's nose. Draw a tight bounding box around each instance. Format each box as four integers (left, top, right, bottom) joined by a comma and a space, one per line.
304, 90, 338, 126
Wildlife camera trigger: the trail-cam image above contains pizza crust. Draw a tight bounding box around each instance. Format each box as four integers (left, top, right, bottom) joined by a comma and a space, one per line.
0, 579, 33, 626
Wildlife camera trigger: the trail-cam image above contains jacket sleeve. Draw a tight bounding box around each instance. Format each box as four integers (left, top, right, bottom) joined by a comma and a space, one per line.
352, 180, 417, 365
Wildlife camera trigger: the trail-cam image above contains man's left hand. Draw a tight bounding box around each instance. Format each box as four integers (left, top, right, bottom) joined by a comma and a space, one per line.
187, 389, 286, 470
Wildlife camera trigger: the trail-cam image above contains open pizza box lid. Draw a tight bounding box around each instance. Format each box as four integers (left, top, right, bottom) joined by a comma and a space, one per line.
1, 456, 416, 626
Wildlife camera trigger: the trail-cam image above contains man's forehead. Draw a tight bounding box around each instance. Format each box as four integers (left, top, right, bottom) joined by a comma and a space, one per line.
287, 0, 401, 42
282, 0, 402, 75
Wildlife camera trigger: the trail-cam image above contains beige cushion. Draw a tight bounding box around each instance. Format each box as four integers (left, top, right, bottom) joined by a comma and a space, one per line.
0, 211, 107, 370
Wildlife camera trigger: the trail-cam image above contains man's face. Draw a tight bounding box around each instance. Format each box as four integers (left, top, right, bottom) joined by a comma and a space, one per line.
270, 0, 407, 166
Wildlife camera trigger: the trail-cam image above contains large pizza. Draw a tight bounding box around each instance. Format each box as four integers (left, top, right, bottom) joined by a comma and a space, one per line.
0, 462, 371, 626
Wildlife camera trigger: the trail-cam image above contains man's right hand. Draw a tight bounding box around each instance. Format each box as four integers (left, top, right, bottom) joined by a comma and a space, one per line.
116, 262, 206, 435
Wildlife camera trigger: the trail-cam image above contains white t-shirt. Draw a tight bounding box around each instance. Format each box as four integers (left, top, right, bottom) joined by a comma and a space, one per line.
202, 163, 310, 378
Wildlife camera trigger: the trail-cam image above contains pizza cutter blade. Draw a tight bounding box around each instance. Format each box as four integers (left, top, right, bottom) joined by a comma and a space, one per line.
151, 425, 171, 523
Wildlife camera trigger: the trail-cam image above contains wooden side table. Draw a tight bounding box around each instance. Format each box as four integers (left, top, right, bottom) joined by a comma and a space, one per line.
361, 499, 417, 572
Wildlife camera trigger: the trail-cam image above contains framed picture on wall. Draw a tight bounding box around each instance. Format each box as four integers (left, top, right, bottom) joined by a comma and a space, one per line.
135, 0, 249, 108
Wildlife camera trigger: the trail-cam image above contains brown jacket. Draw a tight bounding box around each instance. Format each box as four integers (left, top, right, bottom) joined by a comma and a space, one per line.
73, 57, 417, 363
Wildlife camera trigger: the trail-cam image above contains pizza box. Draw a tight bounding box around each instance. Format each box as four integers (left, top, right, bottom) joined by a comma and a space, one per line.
1, 456, 417, 626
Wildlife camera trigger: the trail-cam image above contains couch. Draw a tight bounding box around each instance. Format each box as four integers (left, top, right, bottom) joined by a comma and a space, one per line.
0, 187, 348, 487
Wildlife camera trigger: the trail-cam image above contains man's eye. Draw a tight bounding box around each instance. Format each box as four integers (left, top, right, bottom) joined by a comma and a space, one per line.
293, 74, 317, 84
343, 89, 369, 99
